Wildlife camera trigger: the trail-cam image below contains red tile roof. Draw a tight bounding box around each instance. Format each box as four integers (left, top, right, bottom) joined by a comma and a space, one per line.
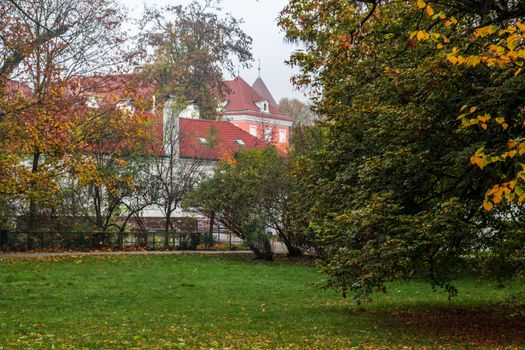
224, 77, 292, 122
178, 118, 280, 160
252, 77, 278, 107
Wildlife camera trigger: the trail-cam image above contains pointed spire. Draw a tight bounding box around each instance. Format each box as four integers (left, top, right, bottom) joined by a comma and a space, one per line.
252, 76, 278, 107
258, 59, 261, 78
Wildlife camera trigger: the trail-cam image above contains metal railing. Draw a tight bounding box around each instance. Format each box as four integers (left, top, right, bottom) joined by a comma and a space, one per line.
0, 230, 243, 252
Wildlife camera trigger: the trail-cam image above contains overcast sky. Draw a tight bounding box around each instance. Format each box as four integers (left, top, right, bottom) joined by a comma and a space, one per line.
121, 0, 306, 102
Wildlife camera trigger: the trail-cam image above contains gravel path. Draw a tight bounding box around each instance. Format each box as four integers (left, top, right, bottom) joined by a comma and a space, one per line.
0, 242, 288, 259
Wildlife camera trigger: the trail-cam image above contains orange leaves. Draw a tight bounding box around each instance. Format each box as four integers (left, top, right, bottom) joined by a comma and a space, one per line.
484, 180, 525, 211
416, 0, 434, 17
470, 149, 489, 169
471, 141, 525, 211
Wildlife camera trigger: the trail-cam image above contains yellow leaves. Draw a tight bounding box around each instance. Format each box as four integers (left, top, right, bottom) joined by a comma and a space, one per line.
489, 44, 506, 56
444, 17, 458, 27
416, 0, 426, 9
519, 143, 525, 156
416, 30, 430, 41
506, 34, 521, 50
442, 21, 524, 74
465, 55, 482, 67
458, 108, 494, 131
447, 56, 458, 64
474, 26, 498, 38
455, 20, 525, 211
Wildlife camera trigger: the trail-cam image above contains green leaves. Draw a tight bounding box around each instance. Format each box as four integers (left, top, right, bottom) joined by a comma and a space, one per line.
280, 0, 525, 300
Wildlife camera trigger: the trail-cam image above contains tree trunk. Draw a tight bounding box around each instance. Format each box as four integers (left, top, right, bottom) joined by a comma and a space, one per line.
285, 243, 303, 257
164, 203, 172, 248
276, 227, 303, 257
207, 211, 215, 248
249, 241, 273, 261
27, 151, 41, 250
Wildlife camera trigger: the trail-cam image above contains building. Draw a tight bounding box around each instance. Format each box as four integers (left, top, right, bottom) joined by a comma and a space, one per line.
4, 73, 291, 234
223, 76, 293, 147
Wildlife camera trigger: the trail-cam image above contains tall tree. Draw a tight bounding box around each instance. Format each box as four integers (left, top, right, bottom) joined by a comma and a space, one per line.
149, 98, 207, 244
139, 0, 253, 119
280, 0, 525, 300
0, 0, 132, 232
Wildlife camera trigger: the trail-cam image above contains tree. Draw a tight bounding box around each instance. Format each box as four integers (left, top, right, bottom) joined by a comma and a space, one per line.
278, 97, 317, 126
279, 0, 525, 301
73, 91, 154, 234
0, 0, 132, 233
139, 0, 253, 119
149, 97, 207, 246
185, 148, 302, 260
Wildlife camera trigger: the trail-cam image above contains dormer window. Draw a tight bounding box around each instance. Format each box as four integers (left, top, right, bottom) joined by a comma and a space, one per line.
235, 139, 245, 146
198, 137, 207, 144
218, 100, 228, 111
255, 100, 270, 113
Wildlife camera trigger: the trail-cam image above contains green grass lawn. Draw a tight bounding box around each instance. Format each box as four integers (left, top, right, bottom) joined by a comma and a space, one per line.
0, 254, 524, 349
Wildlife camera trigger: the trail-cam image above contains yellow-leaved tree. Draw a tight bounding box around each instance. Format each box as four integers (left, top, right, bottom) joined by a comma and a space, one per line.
412, 0, 525, 211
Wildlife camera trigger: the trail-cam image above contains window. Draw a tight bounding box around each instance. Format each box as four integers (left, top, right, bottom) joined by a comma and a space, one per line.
255, 100, 270, 113
249, 125, 258, 136
264, 127, 273, 142
198, 137, 207, 144
235, 139, 245, 145
279, 129, 287, 143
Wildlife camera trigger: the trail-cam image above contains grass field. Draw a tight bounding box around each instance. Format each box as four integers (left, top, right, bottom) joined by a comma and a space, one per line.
0, 254, 524, 349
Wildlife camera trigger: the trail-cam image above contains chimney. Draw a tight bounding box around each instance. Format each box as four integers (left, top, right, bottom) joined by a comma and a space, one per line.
162, 95, 180, 159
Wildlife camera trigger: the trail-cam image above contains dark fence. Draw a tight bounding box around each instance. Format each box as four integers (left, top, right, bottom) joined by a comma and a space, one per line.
0, 230, 242, 252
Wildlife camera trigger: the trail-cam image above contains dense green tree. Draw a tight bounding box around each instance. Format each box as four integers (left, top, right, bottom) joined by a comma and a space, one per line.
279, 0, 525, 300
185, 147, 305, 259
